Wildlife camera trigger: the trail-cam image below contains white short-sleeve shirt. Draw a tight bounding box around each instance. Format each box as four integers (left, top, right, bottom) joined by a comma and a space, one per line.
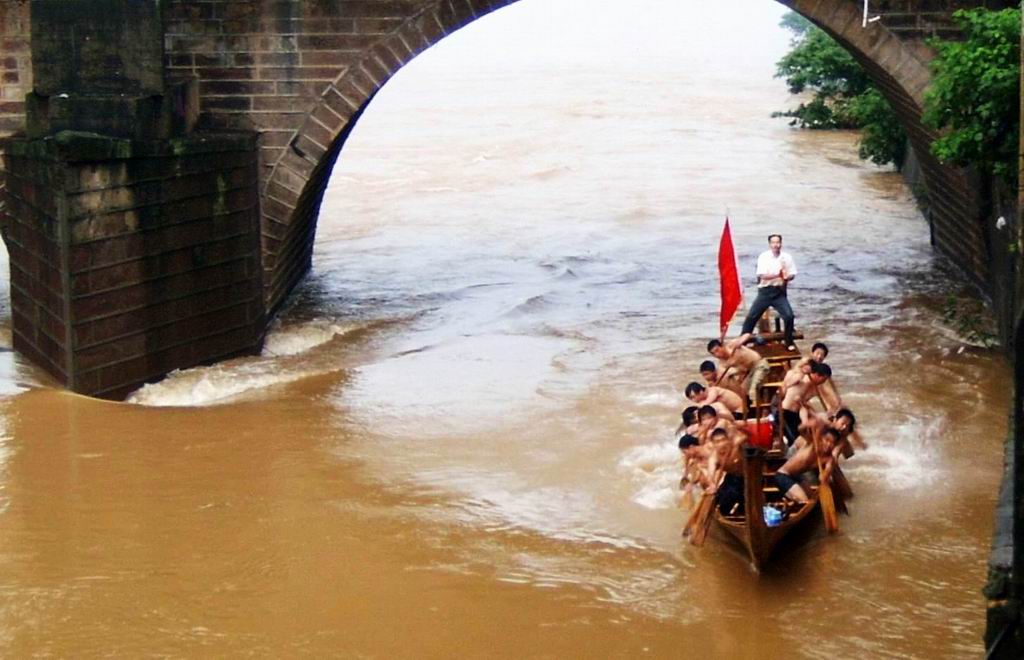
755, 250, 797, 288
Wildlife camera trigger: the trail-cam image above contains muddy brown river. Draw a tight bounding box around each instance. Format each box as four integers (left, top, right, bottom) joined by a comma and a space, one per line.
0, 2, 1009, 656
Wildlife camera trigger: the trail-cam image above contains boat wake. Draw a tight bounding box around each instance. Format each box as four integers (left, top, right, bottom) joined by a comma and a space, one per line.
849, 416, 945, 490
617, 441, 683, 510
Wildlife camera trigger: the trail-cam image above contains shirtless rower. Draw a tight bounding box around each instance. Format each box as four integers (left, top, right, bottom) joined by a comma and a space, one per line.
700, 360, 745, 398
677, 406, 703, 497
797, 407, 859, 455
707, 334, 770, 409
685, 382, 743, 419
793, 342, 828, 371
676, 405, 701, 448
793, 341, 842, 408
772, 426, 839, 503
693, 404, 736, 442
779, 361, 834, 446
706, 427, 747, 515
799, 408, 858, 502
681, 406, 728, 496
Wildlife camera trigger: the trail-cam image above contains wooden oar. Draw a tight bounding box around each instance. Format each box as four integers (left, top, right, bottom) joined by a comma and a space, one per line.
812, 430, 839, 533
832, 464, 854, 502
831, 471, 850, 516
688, 472, 724, 546
689, 489, 717, 547
682, 490, 705, 537
683, 487, 714, 537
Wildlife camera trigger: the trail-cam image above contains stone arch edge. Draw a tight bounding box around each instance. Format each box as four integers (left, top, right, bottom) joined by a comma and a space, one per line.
259, 0, 519, 313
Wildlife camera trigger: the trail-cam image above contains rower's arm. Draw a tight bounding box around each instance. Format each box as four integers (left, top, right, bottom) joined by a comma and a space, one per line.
849, 430, 868, 450
818, 379, 842, 414
727, 333, 752, 350
705, 455, 720, 492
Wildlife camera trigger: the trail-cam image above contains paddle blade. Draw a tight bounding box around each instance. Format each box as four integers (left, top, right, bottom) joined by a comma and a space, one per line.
833, 466, 855, 501
819, 482, 839, 533
689, 495, 716, 546
683, 492, 706, 537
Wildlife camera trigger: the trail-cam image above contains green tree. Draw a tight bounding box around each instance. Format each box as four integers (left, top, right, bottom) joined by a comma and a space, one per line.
778, 12, 813, 38
774, 27, 869, 128
922, 8, 1021, 185
774, 13, 906, 168
848, 89, 907, 169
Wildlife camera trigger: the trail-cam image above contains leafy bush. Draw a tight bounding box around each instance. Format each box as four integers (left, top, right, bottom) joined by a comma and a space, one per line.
774, 25, 868, 128
774, 12, 906, 168
923, 8, 1021, 185
848, 89, 907, 168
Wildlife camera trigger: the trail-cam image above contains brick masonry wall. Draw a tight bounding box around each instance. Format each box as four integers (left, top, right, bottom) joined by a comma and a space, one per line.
1, 147, 67, 382
163, 0, 512, 312
1, 132, 264, 398
0, 0, 31, 237
0, 0, 29, 135
162, 0, 1016, 317
872, 0, 1019, 40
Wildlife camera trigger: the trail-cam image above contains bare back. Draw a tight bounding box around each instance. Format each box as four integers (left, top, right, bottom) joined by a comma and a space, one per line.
779, 442, 817, 476
707, 386, 743, 413
780, 373, 815, 412
728, 345, 762, 373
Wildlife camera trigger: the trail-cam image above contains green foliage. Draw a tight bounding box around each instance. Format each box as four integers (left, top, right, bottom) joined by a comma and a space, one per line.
941, 294, 998, 348
776, 28, 871, 98
848, 89, 906, 168
922, 8, 1021, 185
774, 12, 907, 169
778, 12, 813, 38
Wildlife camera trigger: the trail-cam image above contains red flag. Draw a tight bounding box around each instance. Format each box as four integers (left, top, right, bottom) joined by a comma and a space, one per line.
718, 218, 743, 336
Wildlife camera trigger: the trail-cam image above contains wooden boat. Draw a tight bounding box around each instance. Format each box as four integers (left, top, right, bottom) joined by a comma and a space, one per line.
706, 333, 839, 570
713, 447, 821, 570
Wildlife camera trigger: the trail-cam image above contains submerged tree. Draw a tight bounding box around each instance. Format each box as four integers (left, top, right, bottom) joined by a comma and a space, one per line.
773, 12, 906, 169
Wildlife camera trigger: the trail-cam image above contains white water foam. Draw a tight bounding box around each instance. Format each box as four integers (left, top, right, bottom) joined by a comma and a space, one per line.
841, 416, 945, 490
628, 390, 682, 408
261, 319, 357, 357
405, 466, 650, 551
126, 360, 318, 407
616, 413, 944, 515
457, 485, 648, 550
617, 441, 683, 510
126, 319, 362, 407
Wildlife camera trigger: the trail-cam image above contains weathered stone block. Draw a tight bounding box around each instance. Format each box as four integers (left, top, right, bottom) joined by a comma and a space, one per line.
31, 0, 163, 97
0, 129, 264, 398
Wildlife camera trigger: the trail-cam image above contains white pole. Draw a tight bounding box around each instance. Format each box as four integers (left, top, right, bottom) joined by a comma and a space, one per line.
863, 0, 869, 28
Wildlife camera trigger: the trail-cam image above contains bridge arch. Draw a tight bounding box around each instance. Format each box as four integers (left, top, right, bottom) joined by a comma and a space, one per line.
238, 0, 970, 314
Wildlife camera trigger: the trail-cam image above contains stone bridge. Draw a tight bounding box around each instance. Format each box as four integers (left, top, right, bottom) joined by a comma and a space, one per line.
0, 0, 1023, 654
0, 0, 1018, 397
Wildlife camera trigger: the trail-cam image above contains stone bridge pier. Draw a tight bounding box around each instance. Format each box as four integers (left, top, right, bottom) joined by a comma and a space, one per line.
0, 0, 265, 398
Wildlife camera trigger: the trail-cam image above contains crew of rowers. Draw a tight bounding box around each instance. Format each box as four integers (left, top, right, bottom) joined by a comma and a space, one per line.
677, 333, 865, 517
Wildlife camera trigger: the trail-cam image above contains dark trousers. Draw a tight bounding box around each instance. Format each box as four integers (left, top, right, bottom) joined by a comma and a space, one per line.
781, 409, 801, 446
741, 285, 795, 345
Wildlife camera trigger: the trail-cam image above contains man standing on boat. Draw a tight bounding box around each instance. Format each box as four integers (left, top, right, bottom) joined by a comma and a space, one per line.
740, 234, 798, 351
